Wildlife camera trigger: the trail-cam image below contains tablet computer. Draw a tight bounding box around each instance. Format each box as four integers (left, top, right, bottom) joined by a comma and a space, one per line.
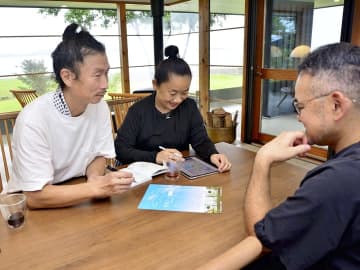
181, 156, 218, 179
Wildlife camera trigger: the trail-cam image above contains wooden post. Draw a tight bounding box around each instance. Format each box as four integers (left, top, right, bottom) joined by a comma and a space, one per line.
199, 0, 210, 121
117, 3, 130, 93
351, 1, 360, 45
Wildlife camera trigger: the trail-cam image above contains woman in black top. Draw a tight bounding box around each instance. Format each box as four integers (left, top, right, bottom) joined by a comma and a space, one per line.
115, 45, 231, 172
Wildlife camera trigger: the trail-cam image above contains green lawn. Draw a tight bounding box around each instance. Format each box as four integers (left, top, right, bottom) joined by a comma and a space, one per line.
0, 78, 27, 113
210, 74, 243, 90
0, 99, 22, 113
0, 74, 243, 113
0, 78, 28, 98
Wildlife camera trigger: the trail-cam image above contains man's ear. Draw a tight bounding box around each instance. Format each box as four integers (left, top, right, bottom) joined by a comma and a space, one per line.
152, 79, 158, 90
331, 91, 348, 120
60, 68, 75, 87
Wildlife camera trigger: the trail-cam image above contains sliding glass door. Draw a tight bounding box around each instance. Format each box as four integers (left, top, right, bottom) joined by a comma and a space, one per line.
251, 0, 344, 159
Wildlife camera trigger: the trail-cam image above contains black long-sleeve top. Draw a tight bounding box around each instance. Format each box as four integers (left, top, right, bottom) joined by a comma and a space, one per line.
115, 93, 218, 164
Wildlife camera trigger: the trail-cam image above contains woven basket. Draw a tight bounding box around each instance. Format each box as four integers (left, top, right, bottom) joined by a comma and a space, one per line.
206, 125, 236, 143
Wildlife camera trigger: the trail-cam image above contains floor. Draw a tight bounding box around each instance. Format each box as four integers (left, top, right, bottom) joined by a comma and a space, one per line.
261, 113, 304, 135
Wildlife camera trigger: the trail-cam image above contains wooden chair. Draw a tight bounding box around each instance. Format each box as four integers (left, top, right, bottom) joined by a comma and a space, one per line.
0, 111, 18, 193
10, 89, 38, 107
106, 97, 140, 138
108, 92, 151, 101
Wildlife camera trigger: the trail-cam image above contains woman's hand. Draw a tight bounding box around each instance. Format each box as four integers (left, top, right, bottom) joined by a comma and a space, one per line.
156, 148, 184, 164
210, 153, 232, 173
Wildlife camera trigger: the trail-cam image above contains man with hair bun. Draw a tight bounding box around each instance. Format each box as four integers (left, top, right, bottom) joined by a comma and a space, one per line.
7, 23, 134, 209
115, 45, 231, 172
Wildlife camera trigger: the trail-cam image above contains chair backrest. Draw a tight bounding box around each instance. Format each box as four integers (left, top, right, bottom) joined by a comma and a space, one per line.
106, 97, 140, 138
10, 89, 38, 107
0, 111, 19, 193
108, 92, 151, 101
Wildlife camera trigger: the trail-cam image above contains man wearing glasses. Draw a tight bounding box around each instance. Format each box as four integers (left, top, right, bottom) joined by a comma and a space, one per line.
197, 42, 360, 270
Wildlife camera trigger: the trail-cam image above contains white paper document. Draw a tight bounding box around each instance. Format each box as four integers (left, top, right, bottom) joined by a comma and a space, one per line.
120, 162, 168, 187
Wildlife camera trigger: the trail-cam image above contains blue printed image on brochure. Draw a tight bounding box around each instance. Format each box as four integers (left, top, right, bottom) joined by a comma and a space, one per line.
138, 184, 222, 213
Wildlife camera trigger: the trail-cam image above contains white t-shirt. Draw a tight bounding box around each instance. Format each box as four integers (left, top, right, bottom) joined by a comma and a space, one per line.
7, 92, 115, 192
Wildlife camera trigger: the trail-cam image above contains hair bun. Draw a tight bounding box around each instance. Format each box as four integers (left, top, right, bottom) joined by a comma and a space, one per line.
165, 45, 179, 59
62, 23, 81, 41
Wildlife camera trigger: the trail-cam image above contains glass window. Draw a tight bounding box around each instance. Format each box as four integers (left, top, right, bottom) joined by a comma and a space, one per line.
261, 79, 301, 131
260, 0, 344, 138
164, 2, 200, 96
0, 7, 121, 112
125, 10, 155, 92
263, 1, 343, 70
209, 7, 245, 141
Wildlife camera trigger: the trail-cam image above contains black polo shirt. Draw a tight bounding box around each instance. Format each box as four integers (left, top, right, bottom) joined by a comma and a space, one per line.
255, 142, 360, 270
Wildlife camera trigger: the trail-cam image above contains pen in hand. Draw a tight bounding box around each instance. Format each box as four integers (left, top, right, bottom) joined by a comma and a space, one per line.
106, 165, 137, 184
158, 146, 183, 158
106, 165, 118, 172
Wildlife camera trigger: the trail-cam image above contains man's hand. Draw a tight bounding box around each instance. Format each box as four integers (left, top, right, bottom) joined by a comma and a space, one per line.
87, 170, 134, 198
24, 169, 134, 209
210, 153, 232, 173
256, 131, 311, 166
244, 131, 311, 235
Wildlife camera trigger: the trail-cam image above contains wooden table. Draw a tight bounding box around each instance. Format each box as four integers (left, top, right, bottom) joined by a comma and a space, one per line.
0, 143, 310, 270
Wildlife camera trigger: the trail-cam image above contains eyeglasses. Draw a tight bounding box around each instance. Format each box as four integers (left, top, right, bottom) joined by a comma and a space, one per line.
292, 92, 332, 115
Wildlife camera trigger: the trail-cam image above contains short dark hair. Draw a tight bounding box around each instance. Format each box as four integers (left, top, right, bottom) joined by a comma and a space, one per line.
51, 23, 106, 89
298, 42, 360, 99
298, 42, 360, 75
154, 45, 192, 85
